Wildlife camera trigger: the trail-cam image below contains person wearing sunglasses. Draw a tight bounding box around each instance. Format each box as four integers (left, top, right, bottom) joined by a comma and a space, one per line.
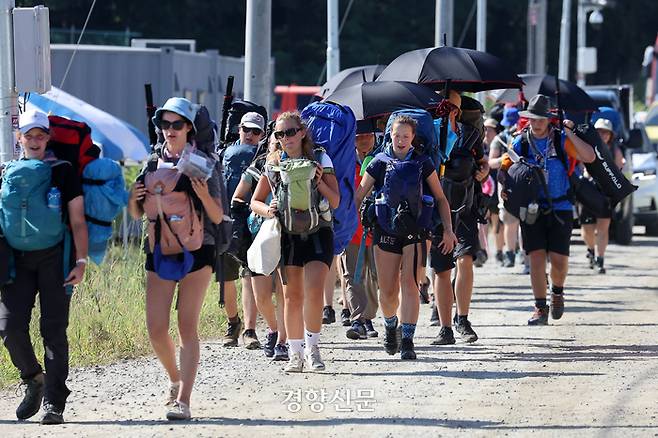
219, 112, 266, 351
128, 97, 223, 420
251, 112, 340, 373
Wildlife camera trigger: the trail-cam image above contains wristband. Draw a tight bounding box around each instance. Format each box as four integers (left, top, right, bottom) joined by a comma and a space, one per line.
76, 258, 88, 265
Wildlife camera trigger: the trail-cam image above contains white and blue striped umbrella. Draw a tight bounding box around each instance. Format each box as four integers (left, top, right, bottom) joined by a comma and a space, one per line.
26, 87, 150, 162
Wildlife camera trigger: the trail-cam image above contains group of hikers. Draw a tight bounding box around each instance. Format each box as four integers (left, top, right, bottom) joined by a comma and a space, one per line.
0, 82, 630, 422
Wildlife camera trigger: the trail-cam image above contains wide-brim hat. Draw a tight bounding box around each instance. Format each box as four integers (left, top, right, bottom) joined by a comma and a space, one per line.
518, 94, 552, 119
153, 97, 198, 133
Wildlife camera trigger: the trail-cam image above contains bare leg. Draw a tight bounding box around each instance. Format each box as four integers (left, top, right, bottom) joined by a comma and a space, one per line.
595, 218, 611, 257
241, 277, 258, 330
282, 267, 305, 340
323, 256, 337, 307
529, 250, 548, 299
374, 247, 402, 318
145, 272, 179, 384
223, 281, 238, 319
304, 261, 330, 333
433, 269, 454, 327
582, 223, 596, 251
399, 243, 421, 324
548, 252, 569, 288
454, 255, 474, 315
252, 274, 278, 331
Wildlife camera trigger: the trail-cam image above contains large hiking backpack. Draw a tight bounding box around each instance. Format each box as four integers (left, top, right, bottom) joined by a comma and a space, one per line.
221, 142, 259, 201
270, 153, 331, 236
47, 115, 127, 264
384, 108, 440, 169
373, 150, 434, 237
0, 159, 68, 251
224, 100, 268, 144
47, 115, 100, 175
82, 159, 129, 264
301, 101, 357, 254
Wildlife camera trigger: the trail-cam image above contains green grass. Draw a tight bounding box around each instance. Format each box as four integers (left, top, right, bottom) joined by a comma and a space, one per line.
0, 243, 228, 388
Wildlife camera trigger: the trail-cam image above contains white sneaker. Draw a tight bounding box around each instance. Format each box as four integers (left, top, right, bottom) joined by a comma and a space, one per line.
166, 400, 191, 421
304, 345, 326, 371
285, 352, 304, 373
165, 381, 181, 406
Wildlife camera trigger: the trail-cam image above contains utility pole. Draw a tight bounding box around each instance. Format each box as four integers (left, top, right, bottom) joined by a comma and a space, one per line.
476, 0, 486, 53
535, 0, 547, 74
576, 0, 586, 86
326, 0, 340, 80
558, 0, 572, 80
244, 0, 271, 112
0, 0, 17, 163
526, 0, 535, 73
435, 0, 453, 47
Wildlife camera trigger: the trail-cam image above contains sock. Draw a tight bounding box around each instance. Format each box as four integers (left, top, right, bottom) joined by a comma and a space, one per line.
228, 314, 240, 324
551, 285, 564, 295
384, 315, 398, 329
458, 315, 469, 325
288, 339, 304, 355
535, 298, 547, 308
401, 323, 416, 340
305, 330, 320, 347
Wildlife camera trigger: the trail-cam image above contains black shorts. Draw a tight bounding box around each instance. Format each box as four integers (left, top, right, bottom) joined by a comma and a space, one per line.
520, 210, 573, 256
430, 211, 480, 273
580, 201, 613, 224
372, 226, 423, 255
282, 226, 334, 268
145, 244, 216, 275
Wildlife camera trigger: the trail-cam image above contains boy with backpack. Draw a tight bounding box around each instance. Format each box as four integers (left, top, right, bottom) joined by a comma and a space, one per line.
220, 112, 266, 349
0, 110, 89, 425
504, 95, 595, 325
430, 94, 489, 346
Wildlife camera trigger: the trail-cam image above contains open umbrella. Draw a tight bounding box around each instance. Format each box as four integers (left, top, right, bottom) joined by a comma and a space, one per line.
319, 64, 387, 98
323, 81, 442, 121
376, 46, 524, 92
25, 87, 150, 161
495, 74, 597, 112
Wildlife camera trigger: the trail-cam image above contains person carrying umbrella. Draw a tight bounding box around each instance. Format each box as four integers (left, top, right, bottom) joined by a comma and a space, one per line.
502, 95, 595, 325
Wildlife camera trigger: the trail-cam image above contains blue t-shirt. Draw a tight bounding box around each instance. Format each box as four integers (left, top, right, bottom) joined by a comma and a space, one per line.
512, 131, 572, 211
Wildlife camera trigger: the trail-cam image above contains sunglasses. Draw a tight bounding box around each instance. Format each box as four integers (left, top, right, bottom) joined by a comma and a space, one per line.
273, 127, 301, 140
157, 119, 188, 131
240, 126, 263, 135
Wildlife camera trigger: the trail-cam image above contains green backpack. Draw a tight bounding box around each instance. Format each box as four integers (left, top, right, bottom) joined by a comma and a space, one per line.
270, 155, 332, 236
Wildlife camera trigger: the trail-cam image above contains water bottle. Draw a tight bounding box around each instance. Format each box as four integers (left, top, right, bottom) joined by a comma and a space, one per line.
319, 198, 332, 222
526, 202, 539, 225
47, 187, 61, 212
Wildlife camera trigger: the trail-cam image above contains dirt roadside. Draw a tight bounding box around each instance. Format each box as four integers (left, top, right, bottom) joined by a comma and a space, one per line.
2, 230, 658, 438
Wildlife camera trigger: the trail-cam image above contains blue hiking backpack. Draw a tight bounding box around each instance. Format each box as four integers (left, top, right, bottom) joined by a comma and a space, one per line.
373, 149, 435, 237
221, 142, 259, 201
0, 159, 67, 251
384, 109, 440, 169
82, 158, 129, 264
301, 101, 357, 255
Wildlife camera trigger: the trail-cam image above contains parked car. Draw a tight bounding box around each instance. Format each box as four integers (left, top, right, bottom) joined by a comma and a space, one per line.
631, 126, 658, 235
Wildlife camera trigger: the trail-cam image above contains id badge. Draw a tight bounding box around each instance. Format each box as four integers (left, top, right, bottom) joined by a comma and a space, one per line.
542, 168, 549, 186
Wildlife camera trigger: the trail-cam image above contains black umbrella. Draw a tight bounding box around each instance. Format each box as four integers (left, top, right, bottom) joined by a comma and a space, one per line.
319, 64, 387, 98
323, 81, 442, 121
496, 74, 597, 112
376, 46, 524, 92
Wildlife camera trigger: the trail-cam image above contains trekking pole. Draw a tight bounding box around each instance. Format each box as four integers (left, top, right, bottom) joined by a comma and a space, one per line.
219, 76, 235, 144
144, 84, 157, 148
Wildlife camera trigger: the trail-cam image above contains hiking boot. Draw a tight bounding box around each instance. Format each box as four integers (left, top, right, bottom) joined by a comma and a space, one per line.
304, 345, 326, 371
166, 400, 191, 421
242, 329, 261, 350
550, 293, 565, 320
384, 325, 401, 355
340, 308, 351, 326
322, 306, 336, 324
596, 257, 606, 274
522, 263, 530, 275
263, 330, 278, 358
495, 250, 504, 265
431, 326, 456, 345
346, 320, 367, 340
165, 381, 180, 406
419, 277, 430, 303
223, 318, 242, 347
364, 319, 378, 338
285, 352, 304, 373
502, 251, 515, 268
454, 319, 478, 343
273, 343, 290, 361
430, 304, 440, 327
528, 306, 549, 326
474, 249, 487, 267
16, 373, 45, 420
40, 403, 64, 425
400, 338, 417, 360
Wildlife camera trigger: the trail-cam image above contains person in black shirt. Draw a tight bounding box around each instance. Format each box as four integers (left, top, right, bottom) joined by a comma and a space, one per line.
0, 110, 88, 425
